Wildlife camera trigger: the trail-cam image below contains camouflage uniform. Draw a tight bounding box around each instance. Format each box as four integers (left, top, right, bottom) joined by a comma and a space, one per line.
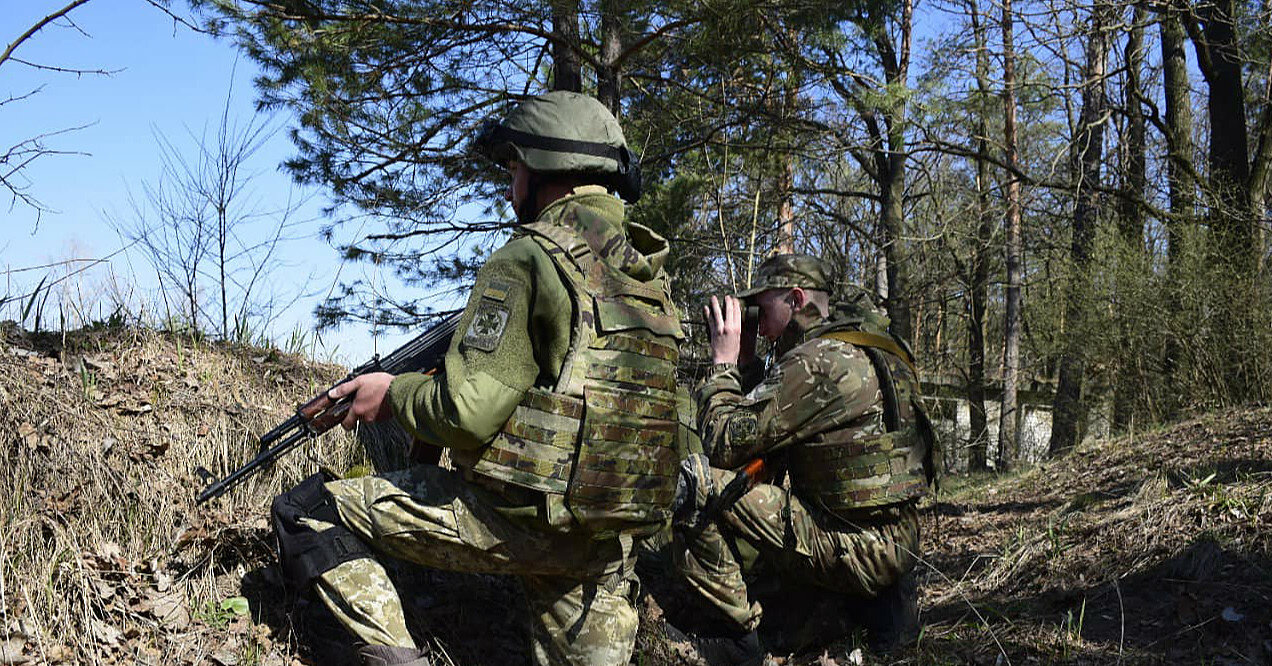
674, 256, 931, 645
279, 92, 679, 666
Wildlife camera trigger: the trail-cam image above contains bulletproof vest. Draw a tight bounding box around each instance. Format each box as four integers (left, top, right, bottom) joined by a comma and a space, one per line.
787, 316, 932, 514
468, 209, 684, 537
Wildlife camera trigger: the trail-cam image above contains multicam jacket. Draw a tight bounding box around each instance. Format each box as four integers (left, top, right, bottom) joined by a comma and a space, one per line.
696, 301, 931, 516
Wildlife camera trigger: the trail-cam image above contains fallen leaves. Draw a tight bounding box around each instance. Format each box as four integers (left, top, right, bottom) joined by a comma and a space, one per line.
0, 639, 29, 665
90, 619, 124, 649
137, 589, 191, 631
16, 423, 50, 454
94, 392, 153, 416
42, 645, 73, 663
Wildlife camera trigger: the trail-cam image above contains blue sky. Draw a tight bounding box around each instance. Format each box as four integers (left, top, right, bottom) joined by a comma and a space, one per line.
0, 0, 429, 360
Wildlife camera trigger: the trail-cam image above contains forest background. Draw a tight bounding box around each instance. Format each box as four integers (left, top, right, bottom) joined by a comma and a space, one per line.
5, 0, 1272, 473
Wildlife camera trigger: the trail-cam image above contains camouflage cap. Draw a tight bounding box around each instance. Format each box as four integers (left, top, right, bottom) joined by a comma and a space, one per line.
736, 253, 832, 299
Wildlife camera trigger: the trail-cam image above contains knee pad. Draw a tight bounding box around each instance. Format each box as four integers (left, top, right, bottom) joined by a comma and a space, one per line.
271, 473, 373, 590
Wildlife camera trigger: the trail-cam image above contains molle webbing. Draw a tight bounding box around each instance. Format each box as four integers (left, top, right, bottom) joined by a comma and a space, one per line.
470, 210, 682, 535
789, 332, 928, 511
571, 383, 679, 510
793, 429, 928, 509
470, 388, 582, 493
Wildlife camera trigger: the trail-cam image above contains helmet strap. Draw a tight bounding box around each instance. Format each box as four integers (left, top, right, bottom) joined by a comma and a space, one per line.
516, 171, 543, 224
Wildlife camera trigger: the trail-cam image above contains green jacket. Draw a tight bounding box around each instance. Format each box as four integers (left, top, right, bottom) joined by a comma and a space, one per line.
387, 184, 664, 451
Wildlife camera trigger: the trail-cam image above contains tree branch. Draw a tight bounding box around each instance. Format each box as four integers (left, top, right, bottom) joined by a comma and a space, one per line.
0, 0, 95, 70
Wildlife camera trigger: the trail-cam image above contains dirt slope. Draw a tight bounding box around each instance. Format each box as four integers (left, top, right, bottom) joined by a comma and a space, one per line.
907, 409, 1272, 665
1, 325, 1269, 665
0, 325, 360, 665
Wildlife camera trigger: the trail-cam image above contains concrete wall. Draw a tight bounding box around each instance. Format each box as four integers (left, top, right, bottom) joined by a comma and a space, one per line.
925, 394, 1110, 472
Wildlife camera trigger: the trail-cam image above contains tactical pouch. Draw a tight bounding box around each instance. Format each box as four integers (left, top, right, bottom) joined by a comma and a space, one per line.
567, 384, 679, 536
470, 387, 581, 494
271, 473, 372, 590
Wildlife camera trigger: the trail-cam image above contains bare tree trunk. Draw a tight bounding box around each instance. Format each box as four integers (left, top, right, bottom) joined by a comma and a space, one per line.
1188, 0, 1253, 267
1118, 4, 1147, 249
879, 0, 913, 344
596, 0, 624, 114
880, 136, 909, 341
967, 0, 993, 472
777, 156, 796, 253
1112, 2, 1147, 432
1160, 2, 1194, 419
875, 248, 889, 300
1184, 0, 1254, 400
1250, 57, 1272, 273
998, 0, 1023, 470
1050, 2, 1111, 457
551, 0, 582, 93
219, 210, 229, 338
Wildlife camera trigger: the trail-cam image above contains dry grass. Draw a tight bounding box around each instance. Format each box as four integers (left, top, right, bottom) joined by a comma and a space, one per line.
904, 409, 1272, 665
3, 324, 1270, 665
637, 413, 1272, 665
0, 324, 362, 665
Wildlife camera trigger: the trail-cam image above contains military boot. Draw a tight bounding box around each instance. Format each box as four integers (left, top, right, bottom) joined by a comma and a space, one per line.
355, 645, 432, 666
854, 570, 920, 654
663, 622, 765, 666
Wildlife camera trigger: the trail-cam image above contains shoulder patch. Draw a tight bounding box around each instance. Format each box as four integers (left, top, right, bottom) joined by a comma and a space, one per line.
480, 280, 512, 302
463, 280, 516, 352
727, 414, 759, 443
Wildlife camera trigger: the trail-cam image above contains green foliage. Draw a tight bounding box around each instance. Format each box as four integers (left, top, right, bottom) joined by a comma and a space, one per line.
192, 0, 919, 331
187, 0, 1272, 466
196, 596, 250, 628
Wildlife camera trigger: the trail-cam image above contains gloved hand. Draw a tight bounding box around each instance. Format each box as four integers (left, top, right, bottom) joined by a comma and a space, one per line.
671, 453, 715, 527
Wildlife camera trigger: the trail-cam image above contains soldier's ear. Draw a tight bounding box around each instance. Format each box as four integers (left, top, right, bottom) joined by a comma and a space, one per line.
787, 287, 806, 310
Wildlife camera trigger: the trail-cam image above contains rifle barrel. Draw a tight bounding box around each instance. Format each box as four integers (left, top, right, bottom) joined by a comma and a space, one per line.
194, 310, 462, 503
195, 428, 309, 504
259, 413, 304, 447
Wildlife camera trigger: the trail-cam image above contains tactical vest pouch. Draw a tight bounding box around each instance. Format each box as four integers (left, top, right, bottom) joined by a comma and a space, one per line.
593, 293, 682, 338
797, 429, 928, 509
470, 387, 582, 494
567, 384, 679, 536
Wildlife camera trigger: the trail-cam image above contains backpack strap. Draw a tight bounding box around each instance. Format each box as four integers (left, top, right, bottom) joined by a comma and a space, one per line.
818, 330, 919, 378
818, 329, 940, 492
860, 346, 901, 433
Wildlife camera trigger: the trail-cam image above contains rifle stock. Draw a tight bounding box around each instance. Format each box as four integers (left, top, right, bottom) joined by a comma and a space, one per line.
195, 311, 463, 503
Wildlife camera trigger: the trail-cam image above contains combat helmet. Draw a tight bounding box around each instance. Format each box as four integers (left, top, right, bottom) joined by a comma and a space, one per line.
474, 91, 642, 202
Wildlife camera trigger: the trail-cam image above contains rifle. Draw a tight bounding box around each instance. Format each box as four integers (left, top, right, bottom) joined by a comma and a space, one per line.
195, 311, 464, 504
699, 457, 767, 525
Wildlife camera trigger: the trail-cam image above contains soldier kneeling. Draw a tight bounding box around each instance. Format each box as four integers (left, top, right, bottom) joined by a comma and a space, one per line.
668, 254, 937, 663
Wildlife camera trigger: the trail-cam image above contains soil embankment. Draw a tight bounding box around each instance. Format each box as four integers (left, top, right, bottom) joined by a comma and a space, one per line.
1, 325, 1268, 664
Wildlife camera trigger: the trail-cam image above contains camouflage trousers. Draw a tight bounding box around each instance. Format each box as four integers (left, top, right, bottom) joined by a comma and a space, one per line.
672, 467, 919, 632
305, 464, 640, 665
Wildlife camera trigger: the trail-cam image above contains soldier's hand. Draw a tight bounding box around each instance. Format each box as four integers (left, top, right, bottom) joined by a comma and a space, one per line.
329, 372, 395, 430
705, 295, 743, 365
